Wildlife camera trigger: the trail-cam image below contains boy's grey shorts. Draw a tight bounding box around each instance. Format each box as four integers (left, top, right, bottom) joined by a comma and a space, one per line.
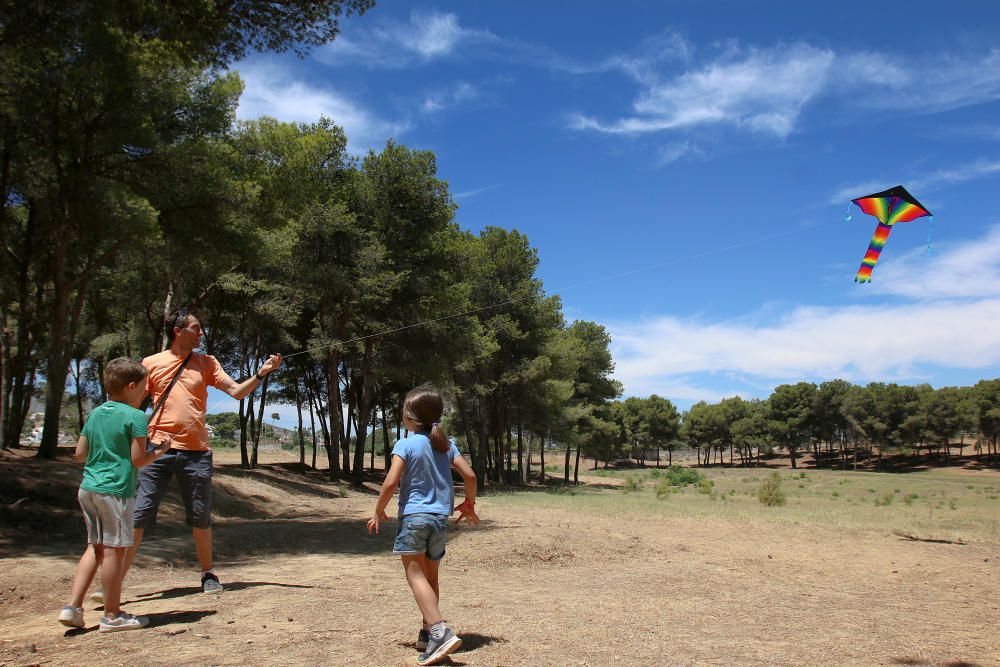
78, 488, 135, 548
133, 449, 213, 529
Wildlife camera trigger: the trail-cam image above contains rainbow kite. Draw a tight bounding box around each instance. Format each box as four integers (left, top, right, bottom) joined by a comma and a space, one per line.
851, 185, 932, 283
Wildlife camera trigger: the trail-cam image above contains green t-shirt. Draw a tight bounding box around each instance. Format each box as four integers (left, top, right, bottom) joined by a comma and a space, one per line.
80, 401, 148, 498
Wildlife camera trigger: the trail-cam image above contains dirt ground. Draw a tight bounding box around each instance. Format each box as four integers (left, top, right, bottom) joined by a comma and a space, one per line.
1, 447, 999, 667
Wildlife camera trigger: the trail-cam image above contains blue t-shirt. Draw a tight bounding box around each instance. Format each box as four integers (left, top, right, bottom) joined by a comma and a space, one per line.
392, 433, 461, 517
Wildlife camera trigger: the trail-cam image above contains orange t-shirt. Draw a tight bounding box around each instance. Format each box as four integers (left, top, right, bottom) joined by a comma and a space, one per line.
143, 350, 233, 451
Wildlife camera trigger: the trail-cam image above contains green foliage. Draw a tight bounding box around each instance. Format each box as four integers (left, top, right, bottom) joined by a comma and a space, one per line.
757, 472, 787, 507
655, 478, 673, 500
662, 465, 704, 487
622, 476, 641, 494
697, 478, 715, 494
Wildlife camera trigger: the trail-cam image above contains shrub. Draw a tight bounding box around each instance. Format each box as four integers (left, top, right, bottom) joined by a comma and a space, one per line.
649, 469, 661, 478
697, 478, 715, 494
664, 465, 705, 487
949, 498, 958, 510
757, 472, 786, 507
623, 476, 641, 494
655, 478, 672, 500
831, 491, 840, 498
874, 491, 894, 506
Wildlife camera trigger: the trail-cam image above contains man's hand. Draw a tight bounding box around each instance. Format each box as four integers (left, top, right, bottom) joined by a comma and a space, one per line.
259, 353, 283, 377
367, 509, 389, 535
454, 499, 480, 526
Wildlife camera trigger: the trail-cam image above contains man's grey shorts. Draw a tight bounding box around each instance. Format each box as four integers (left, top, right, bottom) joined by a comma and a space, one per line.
78, 488, 135, 548
393, 513, 449, 561
134, 449, 213, 529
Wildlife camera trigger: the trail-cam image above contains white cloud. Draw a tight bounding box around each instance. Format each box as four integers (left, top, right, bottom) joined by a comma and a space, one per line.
454, 184, 499, 200
570, 43, 835, 138
569, 41, 1000, 142
317, 10, 497, 68
608, 227, 1000, 401
421, 82, 480, 114
829, 158, 1000, 204
234, 63, 408, 152
875, 224, 1000, 300
656, 141, 695, 165
851, 49, 1000, 114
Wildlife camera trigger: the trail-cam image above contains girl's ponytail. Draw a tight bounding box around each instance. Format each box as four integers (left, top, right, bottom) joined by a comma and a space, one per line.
404, 384, 451, 453
428, 422, 450, 453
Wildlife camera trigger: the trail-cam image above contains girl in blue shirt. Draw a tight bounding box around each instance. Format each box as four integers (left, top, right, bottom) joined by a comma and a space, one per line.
368, 384, 478, 666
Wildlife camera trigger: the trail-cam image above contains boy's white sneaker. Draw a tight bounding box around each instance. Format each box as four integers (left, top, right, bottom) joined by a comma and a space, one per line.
58, 605, 84, 628
99, 612, 149, 633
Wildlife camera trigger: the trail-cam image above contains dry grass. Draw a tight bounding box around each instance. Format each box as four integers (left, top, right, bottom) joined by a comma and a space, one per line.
1, 447, 999, 666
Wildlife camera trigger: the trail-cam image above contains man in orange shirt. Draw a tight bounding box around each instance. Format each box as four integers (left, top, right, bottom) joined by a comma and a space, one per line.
124, 308, 282, 593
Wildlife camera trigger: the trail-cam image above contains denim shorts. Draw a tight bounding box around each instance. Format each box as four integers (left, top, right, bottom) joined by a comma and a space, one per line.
78, 488, 135, 548
133, 449, 213, 529
393, 513, 449, 560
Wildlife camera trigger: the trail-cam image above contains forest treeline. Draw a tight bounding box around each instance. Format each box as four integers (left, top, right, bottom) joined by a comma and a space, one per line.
0, 0, 628, 490
2, 2, 998, 491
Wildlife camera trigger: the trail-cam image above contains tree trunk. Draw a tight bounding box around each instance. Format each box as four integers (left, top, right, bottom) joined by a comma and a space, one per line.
325, 350, 341, 480
516, 423, 524, 484
523, 430, 532, 484
381, 399, 392, 470
351, 341, 375, 486
573, 442, 581, 485
563, 442, 571, 484
539, 432, 546, 482
295, 379, 305, 469
370, 401, 378, 470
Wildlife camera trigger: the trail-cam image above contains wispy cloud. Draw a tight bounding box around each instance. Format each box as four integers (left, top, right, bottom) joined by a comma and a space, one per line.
454, 184, 499, 200
569, 41, 1000, 141
234, 62, 408, 152
846, 49, 1000, 114
570, 43, 835, 138
829, 158, 1000, 203
656, 141, 697, 166
421, 82, 480, 114
608, 227, 1000, 401
317, 10, 497, 68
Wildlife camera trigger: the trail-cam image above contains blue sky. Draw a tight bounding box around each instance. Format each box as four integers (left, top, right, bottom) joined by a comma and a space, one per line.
213, 0, 1000, 418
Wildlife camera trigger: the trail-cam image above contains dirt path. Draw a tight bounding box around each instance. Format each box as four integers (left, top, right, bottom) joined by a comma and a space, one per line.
1, 450, 998, 666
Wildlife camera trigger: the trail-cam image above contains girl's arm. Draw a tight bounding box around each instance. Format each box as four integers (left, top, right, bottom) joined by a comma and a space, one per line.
74, 436, 89, 464
452, 455, 479, 525
368, 455, 406, 535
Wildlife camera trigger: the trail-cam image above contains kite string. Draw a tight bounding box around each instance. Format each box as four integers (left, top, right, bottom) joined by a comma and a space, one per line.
162, 215, 844, 440
284, 216, 842, 360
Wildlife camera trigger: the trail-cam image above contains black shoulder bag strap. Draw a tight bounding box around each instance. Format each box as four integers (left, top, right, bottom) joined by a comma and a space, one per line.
148, 352, 193, 444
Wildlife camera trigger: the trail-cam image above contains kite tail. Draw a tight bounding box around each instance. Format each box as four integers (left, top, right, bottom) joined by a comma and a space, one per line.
855, 222, 894, 283
926, 215, 934, 255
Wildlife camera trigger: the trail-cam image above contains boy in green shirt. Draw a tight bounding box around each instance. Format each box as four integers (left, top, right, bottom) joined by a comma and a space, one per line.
58, 358, 169, 632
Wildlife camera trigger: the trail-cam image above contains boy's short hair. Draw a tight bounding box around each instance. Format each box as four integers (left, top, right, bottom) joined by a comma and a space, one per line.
104, 357, 148, 395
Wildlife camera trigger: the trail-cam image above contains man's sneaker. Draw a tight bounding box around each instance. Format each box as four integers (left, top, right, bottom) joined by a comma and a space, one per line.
417, 626, 461, 666
415, 627, 429, 651
58, 605, 84, 628
88, 590, 104, 604
201, 572, 223, 594
99, 612, 149, 633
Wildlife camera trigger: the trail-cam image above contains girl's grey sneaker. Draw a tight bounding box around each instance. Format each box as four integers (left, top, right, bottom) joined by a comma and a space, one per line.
99, 612, 149, 633
201, 572, 223, 593
417, 626, 461, 666
58, 605, 84, 628
416, 627, 429, 651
